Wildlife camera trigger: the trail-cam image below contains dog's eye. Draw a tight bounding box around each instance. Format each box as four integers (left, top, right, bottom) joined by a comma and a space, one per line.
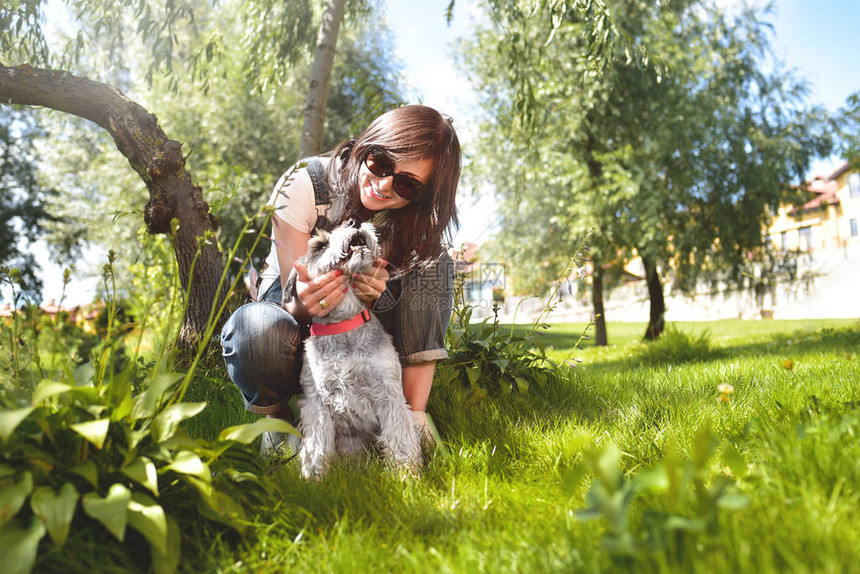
307, 235, 329, 255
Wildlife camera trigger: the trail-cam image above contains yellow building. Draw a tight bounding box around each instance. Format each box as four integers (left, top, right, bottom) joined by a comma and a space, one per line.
768, 162, 860, 253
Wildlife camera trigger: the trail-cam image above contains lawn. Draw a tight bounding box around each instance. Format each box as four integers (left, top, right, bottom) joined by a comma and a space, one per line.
10, 317, 860, 573
175, 318, 860, 573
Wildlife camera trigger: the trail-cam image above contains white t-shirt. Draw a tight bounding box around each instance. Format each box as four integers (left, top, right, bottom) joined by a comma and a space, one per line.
258, 159, 333, 296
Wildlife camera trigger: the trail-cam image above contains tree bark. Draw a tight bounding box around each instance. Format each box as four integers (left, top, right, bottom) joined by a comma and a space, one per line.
591, 258, 608, 346
299, 0, 348, 158
0, 64, 224, 348
642, 254, 665, 340
584, 131, 608, 346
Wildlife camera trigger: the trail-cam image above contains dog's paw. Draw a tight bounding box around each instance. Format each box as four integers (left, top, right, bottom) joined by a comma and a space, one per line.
396, 462, 421, 481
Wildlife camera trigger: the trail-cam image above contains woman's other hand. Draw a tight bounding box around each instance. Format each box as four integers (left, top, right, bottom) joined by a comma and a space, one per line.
351, 259, 390, 305
292, 262, 348, 317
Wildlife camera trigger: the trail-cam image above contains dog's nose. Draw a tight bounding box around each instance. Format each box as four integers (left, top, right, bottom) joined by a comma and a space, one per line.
345, 218, 360, 229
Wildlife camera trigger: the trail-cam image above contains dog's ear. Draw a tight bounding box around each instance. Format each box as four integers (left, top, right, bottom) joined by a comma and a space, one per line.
282, 265, 300, 305
306, 228, 330, 258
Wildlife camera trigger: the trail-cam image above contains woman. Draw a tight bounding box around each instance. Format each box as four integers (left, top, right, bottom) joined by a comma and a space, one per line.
220, 105, 460, 455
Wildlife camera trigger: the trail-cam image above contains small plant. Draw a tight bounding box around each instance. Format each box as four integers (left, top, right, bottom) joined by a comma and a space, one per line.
437, 244, 592, 400
564, 426, 749, 562
634, 324, 717, 366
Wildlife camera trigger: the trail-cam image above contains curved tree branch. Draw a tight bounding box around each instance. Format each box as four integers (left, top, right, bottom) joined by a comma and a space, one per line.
0, 64, 224, 347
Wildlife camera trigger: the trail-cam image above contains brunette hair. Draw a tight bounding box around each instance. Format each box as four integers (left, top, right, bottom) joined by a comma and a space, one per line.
326, 105, 461, 273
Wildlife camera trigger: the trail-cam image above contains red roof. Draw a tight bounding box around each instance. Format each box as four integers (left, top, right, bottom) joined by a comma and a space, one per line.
790, 168, 843, 215
38, 299, 81, 315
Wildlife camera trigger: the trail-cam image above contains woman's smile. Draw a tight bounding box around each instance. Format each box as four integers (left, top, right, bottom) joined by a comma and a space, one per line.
359, 155, 434, 211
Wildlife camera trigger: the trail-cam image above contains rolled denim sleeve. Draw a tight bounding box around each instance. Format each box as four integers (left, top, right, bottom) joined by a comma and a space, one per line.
373, 252, 454, 365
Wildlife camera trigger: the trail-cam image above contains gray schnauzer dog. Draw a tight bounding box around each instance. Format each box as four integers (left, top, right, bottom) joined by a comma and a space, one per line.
283, 219, 422, 480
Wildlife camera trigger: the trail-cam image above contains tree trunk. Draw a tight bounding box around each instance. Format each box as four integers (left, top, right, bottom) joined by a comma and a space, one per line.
299, 0, 348, 158
584, 131, 608, 346
642, 254, 665, 340
0, 64, 223, 348
591, 258, 608, 346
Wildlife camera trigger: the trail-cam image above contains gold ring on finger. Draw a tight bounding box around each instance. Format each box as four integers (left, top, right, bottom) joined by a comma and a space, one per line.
319, 298, 328, 309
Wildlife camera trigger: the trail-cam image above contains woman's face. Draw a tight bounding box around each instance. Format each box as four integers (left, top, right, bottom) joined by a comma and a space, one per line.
358, 152, 434, 212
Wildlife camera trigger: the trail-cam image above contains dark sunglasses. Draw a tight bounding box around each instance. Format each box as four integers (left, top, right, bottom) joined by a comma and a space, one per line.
363, 148, 426, 201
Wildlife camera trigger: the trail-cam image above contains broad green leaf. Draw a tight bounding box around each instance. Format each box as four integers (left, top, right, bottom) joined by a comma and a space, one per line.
82, 484, 131, 541
31, 381, 73, 404
151, 402, 206, 443
0, 516, 47, 574
84, 405, 108, 418
122, 457, 159, 496
70, 419, 110, 449
29, 483, 78, 546
106, 369, 133, 420
0, 472, 33, 529
0, 407, 35, 443
197, 491, 248, 533
218, 417, 299, 444
70, 461, 99, 489
131, 373, 184, 421
111, 386, 134, 421
163, 451, 210, 483
73, 362, 95, 387
69, 386, 99, 405
158, 427, 199, 451
151, 515, 180, 574
0, 465, 14, 478
466, 366, 481, 388
126, 428, 151, 451
127, 492, 168, 556
182, 475, 213, 498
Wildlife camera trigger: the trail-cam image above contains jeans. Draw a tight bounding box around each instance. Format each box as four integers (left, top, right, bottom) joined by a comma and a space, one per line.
220, 253, 454, 414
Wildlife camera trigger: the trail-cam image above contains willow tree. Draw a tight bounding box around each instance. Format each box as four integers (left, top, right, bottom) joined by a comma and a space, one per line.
462, 0, 830, 342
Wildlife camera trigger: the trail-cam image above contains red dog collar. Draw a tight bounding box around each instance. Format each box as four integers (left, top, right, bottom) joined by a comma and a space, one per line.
310, 309, 372, 336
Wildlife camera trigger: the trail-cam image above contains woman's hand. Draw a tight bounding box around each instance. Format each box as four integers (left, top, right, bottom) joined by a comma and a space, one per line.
351, 259, 390, 305
291, 262, 348, 318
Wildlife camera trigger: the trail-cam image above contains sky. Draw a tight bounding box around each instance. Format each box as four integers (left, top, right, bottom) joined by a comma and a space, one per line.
15, 0, 860, 307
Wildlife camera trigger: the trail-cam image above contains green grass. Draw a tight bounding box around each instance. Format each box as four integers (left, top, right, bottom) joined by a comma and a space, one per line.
37, 318, 860, 573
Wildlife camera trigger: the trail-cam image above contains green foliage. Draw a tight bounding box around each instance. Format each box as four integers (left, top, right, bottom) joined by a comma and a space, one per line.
565, 426, 748, 561
437, 254, 592, 399
0, 327, 289, 573
838, 91, 860, 167
0, 110, 56, 299
0, 217, 295, 573
0, 1, 50, 64
437, 302, 557, 399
